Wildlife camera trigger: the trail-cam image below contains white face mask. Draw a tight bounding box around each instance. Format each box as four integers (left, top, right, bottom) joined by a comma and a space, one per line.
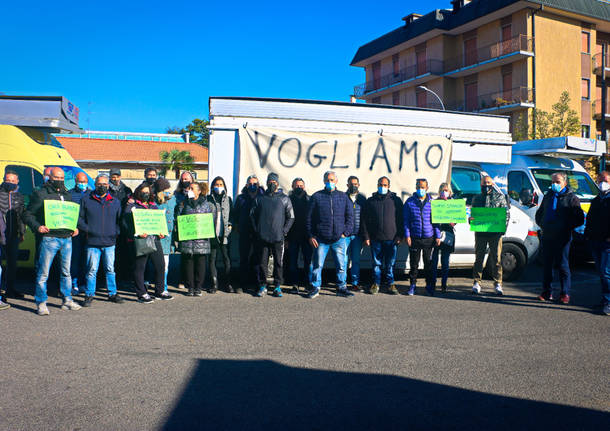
440, 191, 449, 199
187, 190, 195, 199
599, 181, 610, 193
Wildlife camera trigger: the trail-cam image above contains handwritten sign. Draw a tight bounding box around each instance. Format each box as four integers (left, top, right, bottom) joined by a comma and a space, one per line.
132, 209, 168, 236
431, 199, 467, 223
177, 213, 215, 241
470, 207, 507, 233
44, 200, 79, 230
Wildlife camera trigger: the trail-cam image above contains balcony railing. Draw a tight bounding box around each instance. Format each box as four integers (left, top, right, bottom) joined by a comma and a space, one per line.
593, 99, 610, 117
353, 59, 444, 97
453, 86, 534, 112
444, 34, 533, 74
593, 52, 610, 74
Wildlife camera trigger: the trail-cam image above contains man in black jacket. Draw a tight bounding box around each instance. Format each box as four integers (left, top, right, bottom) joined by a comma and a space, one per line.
362, 176, 404, 295
0, 170, 26, 304
535, 172, 584, 304
108, 168, 132, 283
250, 173, 294, 298
345, 176, 367, 292
584, 170, 610, 315
23, 167, 81, 315
286, 178, 311, 293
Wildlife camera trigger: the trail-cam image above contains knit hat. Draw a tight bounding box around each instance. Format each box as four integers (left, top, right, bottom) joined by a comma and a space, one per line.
154, 177, 171, 192
267, 172, 279, 183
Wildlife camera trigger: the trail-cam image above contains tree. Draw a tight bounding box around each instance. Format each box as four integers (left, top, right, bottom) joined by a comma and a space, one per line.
159, 149, 195, 179
166, 118, 210, 147
512, 91, 580, 141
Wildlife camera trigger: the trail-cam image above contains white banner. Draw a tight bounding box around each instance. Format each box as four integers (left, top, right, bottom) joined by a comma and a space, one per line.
237, 127, 452, 199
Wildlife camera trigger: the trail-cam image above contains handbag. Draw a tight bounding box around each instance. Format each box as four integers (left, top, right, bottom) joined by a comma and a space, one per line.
134, 235, 157, 257
440, 231, 455, 248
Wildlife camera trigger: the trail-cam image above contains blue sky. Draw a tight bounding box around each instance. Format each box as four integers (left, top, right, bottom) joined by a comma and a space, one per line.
1, 0, 446, 132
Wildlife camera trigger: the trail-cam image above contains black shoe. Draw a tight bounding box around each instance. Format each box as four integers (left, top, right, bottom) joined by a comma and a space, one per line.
83, 296, 94, 307
226, 284, 235, 293
108, 294, 125, 304
194, 289, 203, 297
186, 289, 195, 297
138, 294, 155, 304
155, 292, 174, 301
441, 284, 447, 293
292, 285, 299, 294
208, 287, 218, 294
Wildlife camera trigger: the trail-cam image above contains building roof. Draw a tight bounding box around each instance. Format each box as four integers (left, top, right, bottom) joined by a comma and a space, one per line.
55, 136, 208, 164
350, 0, 610, 65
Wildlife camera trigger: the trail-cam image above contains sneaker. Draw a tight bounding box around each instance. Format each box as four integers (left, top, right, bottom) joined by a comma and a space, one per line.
425, 285, 435, 296
602, 302, 610, 316
256, 286, 267, 297
226, 284, 235, 294
208, 287, 217, 294
407, 284, 416, 296
537, 290, 551, 301
194, 289, 203, 297
472, 282, 481, 295
369, 284, 379, 295
37, 302, 50, 316
235, 286, 243, 294
83, 296, 94, 307
307, 287, 320, 299
273, 287, 283, 297
388, 285, 399, 295
61, 299, 82, 311
186, 289, 195, 297
108, 294, 125, 304
138, 294, 155, 304
559, 294, 570, 305
494, 283, 503, 296
0, 299, 10, 310
292, 285, 300, 294
155, 292, 174, 301
350, 284, 362, 293
337, 287, 354, 297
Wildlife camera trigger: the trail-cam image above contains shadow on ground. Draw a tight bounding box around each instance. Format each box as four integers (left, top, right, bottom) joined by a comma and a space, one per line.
162, 359, 609, 431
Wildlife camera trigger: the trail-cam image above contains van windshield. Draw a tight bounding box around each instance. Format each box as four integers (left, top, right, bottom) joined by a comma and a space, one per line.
531, 169, 598, 201
47, 165, 94, 191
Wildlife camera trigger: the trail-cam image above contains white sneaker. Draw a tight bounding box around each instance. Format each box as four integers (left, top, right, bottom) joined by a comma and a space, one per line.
61, 299, 81, 311
37, 302, 50, 316
472, 282, 481, 295
494, 283, 503, 296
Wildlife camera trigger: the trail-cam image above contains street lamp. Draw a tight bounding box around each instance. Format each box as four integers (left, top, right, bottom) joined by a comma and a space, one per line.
417, 85, 445, 111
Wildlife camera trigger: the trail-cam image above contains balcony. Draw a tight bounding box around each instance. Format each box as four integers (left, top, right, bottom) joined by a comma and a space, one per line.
353, 59, 444, 98
593, 52, 610, 77
446, 87, 534, 113
593, 99, 610, 119
444, 34, 534, 77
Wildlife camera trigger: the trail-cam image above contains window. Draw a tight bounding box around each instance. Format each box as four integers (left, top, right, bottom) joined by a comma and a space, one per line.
502, 72, 512, 101
47, 165, 94, 190
582, 31, 590, 54
416, 90, 427, 108
464, 37, 478, 66
581, 125, 591, 138
582, 78, 590, 100
507, 171, 535, 203
465, 81, 478, 111
392, 54, 399, 77
501, 24, 512, 55
392, 91, 400, 106
372, 61, 381, 90
451, 167, 481, 205
531, 169, 598, 201
416, 50, 426, 75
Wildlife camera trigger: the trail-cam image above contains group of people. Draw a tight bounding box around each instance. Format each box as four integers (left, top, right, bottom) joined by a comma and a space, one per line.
0, 166, 608, 316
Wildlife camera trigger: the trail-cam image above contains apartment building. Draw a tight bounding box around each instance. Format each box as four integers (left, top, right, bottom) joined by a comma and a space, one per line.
351, 0, 610, 140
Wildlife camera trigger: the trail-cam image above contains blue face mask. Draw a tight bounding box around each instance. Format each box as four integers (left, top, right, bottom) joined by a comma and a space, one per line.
416, 188, 426, 198
378, 186, 388, 195
77, 183, 87, 191
551, 183, 563, 193
324, 182, 335, 191
213, 186, 224, 195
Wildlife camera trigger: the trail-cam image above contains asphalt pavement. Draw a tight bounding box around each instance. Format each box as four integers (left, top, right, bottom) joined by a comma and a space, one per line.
1, 262, 608, 430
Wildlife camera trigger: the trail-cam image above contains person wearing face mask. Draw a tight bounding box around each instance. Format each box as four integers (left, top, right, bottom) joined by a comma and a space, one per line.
286, 178, 313, 294
470, 175, 510, 296
174, 171, 194, 206
23, 167, 81, 315
77, 174, 124, 306
42, 166, 53, 184
585, 170, 610, 315
144, 167, 158, 186
250, 173, 294, 297
403, 178, 440, 296
154, 177, 178, 296
431, 183, 456, 293
232, 175, 264, 291
305, 171, 354, 298
207, 176, 234, 293
0, 170, 26, 308
535, 172, 584, 305
362, 176, 404, 295
344, 176, 367, 293
122, 183, 171, 303
108, 169, 133, 208
108, 168, 133, 284
68, 172, 90, 295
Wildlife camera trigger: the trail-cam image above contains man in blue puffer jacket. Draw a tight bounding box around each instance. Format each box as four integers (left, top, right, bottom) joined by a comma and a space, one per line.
404, 178, 440, 296
305, 171, 354, 298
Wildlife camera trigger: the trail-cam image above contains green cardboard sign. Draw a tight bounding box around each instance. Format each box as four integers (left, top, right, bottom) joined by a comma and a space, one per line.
132, 209, 169, 236
431, 199, 467, 223
470, 207, 507, 233
44, 200, 80, 230
177, 213, 215, 241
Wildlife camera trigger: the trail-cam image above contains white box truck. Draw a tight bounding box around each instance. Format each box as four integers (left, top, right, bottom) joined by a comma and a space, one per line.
208, 97, 539, 280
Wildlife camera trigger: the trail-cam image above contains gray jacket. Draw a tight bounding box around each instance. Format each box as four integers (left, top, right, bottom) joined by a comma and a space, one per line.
207, 192, 232, 245
177, 197, 216, 255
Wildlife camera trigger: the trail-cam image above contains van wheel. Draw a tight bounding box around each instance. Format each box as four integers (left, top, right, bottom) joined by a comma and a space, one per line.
500, 243, 526, 281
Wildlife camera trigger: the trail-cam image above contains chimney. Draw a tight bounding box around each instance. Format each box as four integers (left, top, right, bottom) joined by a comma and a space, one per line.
451, 0, 471, 13
402, 13, 422, 25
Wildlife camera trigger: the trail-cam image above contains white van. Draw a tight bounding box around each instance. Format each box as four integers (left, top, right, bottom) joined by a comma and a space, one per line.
208, 97, 539, 280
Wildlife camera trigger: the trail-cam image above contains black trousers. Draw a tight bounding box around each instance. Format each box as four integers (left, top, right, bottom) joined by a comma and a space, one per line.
115, 235, 132, 281
409, 237, 435, 285
133, 239, 165, 298
238, 233, 258, 285
255, 240, 284, 287
182, 253, 208, 292
210, 240, 231, 285
0, 239, 19, 294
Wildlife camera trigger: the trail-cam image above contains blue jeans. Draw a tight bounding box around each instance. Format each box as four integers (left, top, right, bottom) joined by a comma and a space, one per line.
310, 237, 347, 289
431, 245, 451, 287
371, 240, 397, 285
70, 234, 85, 289
85, 245, 117, 297
591, 240, 610, 304
344, 235, 362, 286
288, 239, 312, 286
35, 236, 72, 304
